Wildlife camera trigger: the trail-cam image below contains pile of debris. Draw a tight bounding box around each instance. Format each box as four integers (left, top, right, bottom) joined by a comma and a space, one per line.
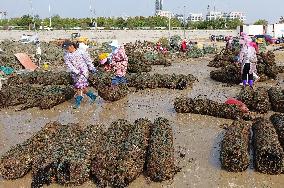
124, 42, 171, 73
97, 84, 129, 102
7, 71, 72, 86
208, 48, 238, 68
126, 73, 197, 90
257, 51, 278, 80
186, 47, 205, 58
220, 120, 251, 172
89, 72, 197, 90
210, 64, 241, 84
89, 72, 129, 102
92, 119, 151, 187
270, 114, 284, 149
237, 87, 271, 113
0, 118, 178, 187
209, 49, 281, 84
0, 84, 74, 110
0, 71, 74, 110
174, 97, 245, 120
268, 87, 284, 113
253, 117, 284, 174
236, 86, 284, 113
145, 118, 177, 181
127, 57, 152, 73
144, 51, 171, 66
0, 40, 64, 70
220, 116, 284, 174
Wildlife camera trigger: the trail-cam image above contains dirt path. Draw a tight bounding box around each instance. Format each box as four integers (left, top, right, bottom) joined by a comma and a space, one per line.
0, 57, 284, 188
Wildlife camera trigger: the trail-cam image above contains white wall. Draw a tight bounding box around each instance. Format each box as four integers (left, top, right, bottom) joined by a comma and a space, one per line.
0, 30, 237, 43
274, 24, 284, 38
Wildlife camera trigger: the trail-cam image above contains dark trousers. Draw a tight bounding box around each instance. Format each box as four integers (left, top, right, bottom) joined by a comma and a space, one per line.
242, 63, 253, 81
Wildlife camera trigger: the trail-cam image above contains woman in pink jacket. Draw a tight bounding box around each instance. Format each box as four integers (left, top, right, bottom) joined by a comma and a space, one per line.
239, 35, 257, 88
109, 40, 128, 86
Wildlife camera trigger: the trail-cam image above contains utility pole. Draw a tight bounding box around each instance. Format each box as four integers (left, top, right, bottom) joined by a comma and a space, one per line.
29, 0, 35, 30
49, 2, 52, 27
89, 0, 96, 28
168, 14, 171, 38
89, 0, 93, 24
183, 5, 186, 39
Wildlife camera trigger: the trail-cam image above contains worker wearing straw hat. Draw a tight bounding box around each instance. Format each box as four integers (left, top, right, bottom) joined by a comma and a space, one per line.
99, 53, 112, 72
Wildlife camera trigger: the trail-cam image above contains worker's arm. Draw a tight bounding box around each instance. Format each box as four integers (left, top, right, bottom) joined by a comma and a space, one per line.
120, 47, 128, 62
81, 51, 96, 73
239, 49, 244, 63
64, 56, 80, 74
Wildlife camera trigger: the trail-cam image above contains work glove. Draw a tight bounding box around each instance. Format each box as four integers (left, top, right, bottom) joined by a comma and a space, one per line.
107, 54, 112, 62
91, 68, 97, 74
73, 69, 80, 75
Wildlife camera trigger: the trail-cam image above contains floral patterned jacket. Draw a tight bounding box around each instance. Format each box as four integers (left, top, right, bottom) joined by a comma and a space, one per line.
111, 46, 128, 77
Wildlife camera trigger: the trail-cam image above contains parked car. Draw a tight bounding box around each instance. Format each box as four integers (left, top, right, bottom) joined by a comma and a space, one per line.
19, 34, 39, 44
275, 37, 284, 44
254, 34, 277, 44
210, 35, 225, 42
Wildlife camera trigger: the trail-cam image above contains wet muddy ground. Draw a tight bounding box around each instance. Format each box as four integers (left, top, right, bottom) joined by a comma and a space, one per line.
0, 52, 284, 188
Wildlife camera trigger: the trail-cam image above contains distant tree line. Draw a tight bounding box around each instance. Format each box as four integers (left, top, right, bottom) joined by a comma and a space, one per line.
254, 19, 268, 25
0, 15, 243, 30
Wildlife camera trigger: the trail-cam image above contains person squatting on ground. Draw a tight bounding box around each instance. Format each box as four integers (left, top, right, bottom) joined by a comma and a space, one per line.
181, 39, 187, 52
62, 41, 97, 109
226, 36, 233, 50
35, 41, 42, 66
99, 53, 112, 72
109, 40, 128, 86
239, 34, 258, 88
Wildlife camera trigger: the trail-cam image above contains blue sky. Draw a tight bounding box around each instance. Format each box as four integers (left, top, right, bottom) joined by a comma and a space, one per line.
0, 0, 282, 24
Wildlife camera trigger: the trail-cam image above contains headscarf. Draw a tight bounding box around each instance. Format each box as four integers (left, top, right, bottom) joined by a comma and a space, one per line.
240, 32, 252, 46
110, 40, 120, 54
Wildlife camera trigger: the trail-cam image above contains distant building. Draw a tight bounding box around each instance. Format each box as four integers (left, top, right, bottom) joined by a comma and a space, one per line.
155, 0, 163, 14
206, 10, 246, 22
175, 14, 184, 22
188, 13, 203, 22
206, 11, 223, 21
160, 0, 163, 11
0, 11, 7, 20
156, 10, 173, 18
280, 16, 284, 24
225, 12, 246, 22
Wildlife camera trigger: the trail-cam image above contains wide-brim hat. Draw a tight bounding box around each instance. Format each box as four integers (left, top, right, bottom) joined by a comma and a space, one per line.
109, 40, 119, 48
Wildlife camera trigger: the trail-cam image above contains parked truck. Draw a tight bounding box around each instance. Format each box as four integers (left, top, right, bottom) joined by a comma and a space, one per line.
237, 25, 265, 36
267, 24, 284, 38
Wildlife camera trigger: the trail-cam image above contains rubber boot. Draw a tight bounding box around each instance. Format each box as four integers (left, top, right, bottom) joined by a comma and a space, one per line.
242, 80, 247, 87
86, 91, 96, 104
74, 96, 83, 109
248, 80, 254, 89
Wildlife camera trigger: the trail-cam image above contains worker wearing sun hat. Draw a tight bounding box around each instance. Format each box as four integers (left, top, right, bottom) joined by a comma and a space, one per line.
239, 34, 257, 88
99, 53, 112, 72
109, 40, 128, 86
